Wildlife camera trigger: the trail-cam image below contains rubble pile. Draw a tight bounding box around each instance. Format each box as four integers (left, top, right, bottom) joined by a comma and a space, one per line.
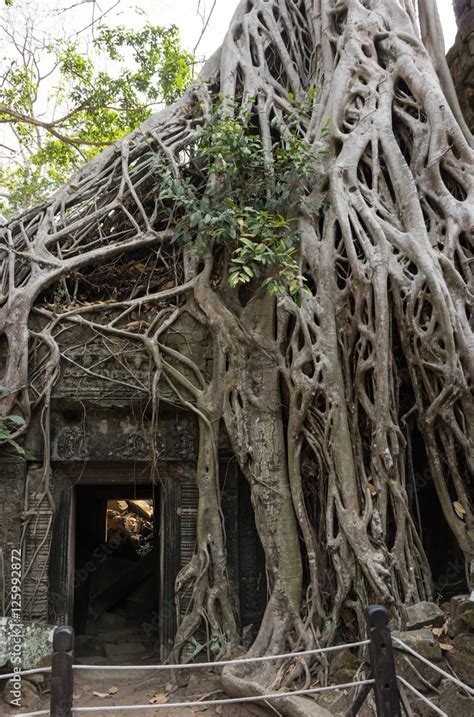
106, 499, 154, 559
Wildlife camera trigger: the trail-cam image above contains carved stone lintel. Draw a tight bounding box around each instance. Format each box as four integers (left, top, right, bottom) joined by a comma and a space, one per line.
52, 416, 197, 463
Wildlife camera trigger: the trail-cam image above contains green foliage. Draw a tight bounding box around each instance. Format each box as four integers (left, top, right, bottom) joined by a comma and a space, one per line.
0, 387, 25, 454
155, 93, 328, 297
0, 20, 193, 216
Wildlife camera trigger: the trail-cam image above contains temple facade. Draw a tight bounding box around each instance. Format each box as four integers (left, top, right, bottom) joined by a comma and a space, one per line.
0, 311, 266, 658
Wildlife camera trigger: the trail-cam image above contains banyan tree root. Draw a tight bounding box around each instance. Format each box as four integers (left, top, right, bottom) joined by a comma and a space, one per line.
0, 0, 472, 712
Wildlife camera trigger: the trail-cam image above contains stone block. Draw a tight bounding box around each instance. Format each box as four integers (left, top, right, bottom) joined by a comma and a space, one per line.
446, 633, 474, 686
449, 595, 474, 637
439, 680, 474, 717
3, 678, 40, 711
97, 611, 127, 629
404, 601, 445, 630
392, 629, 443, 691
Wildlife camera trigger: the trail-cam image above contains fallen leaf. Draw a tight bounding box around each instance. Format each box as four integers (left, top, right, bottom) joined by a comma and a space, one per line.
125, 320, 150, 332
150, 693, 169, 705
82, 685, 92, 692
108, 687, 118, 695
165, 682, 174, 692
439, 643, 454, 652
93, 691, 111, 699
432, 622, 448, 637
453, 501, 466, 520
216, 706, 223, 714
367, 482, 379, 496
73, 694, 82, 700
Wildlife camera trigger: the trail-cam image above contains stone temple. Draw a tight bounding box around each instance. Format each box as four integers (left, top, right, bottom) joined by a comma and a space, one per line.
0, 0, 471, 663
0, 304, 268, 658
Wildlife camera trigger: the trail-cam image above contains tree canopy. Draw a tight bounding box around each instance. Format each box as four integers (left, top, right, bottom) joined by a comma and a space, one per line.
0, 4, 193, 216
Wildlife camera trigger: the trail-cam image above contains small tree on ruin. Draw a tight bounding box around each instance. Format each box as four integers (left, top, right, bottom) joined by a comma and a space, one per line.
0, 1, 472, 712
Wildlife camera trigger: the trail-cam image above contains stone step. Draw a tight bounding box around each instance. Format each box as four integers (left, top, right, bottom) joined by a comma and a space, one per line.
96, 627, 147, 645
104, 642, 148, 660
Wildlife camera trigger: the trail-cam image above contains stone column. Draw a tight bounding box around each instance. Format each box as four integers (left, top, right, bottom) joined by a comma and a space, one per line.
0, 457, 25, 617
22, 465, 54, 622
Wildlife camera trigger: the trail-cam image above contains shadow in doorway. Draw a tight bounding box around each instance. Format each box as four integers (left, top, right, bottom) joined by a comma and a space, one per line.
73, 484, 159, 663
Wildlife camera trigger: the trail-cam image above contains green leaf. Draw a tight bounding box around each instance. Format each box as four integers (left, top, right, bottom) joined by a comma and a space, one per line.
8, 439, 25, 455
5, 415, 25, 426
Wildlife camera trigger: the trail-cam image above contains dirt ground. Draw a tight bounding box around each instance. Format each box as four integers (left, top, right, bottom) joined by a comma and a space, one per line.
2, 667, 277, 717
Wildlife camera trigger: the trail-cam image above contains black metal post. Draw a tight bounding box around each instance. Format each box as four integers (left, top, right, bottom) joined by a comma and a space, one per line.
365, 605, 401, 717
51, 626, 74, 717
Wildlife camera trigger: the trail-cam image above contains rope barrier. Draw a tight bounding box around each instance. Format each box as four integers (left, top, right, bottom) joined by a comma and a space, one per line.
74, 639, 370, 672
392, 637, 474, 695
68, 679, 376, 713
11, 711, 49, 717
0, 666, 52, 681
398, 676, 448, 717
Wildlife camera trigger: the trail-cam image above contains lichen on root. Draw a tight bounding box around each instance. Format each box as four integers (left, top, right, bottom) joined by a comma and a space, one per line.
0, 1, 472, 713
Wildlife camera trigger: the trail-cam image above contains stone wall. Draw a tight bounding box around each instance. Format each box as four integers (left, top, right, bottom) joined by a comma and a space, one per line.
447, 0, 474, 131
0, 457, 25, 617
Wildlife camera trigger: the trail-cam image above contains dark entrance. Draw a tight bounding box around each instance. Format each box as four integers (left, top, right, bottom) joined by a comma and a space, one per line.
73, 484, 159, 662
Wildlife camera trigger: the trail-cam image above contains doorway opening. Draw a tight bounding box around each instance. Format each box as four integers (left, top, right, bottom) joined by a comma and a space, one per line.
409, 427, 467, 600
73, 484, 159, 662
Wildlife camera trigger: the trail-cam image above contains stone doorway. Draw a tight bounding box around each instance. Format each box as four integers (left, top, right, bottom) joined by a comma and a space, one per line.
48, 457, 196, 661
73, 483, 159, 662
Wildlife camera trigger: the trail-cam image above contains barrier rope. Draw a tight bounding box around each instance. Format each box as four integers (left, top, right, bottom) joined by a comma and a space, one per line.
397, 676, 448, 717
392, 637, 474, 695
74, 639, 370, 672
0, 666, 51, 681
13, 679, 375, 716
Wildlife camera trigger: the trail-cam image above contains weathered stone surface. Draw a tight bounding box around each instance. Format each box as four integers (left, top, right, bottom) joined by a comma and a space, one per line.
74, 635, 107, 658
447, 633, 474, 686
127, 499, 153, 520
449, 595, 474, 637
104, 641, 147, 660
22, 465, 53, 622
0, 459, 25, 615
328, 649, 359, 684
392, 629, 443, 691
2, 678, 40, 710
404, 601, 445, 630
50, 412, 197, 463
109, 500, 128, 512
0, 619, 54, 670
97, 612, 127, 629
45, 312, 212, 407
439, 680, 474, 717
